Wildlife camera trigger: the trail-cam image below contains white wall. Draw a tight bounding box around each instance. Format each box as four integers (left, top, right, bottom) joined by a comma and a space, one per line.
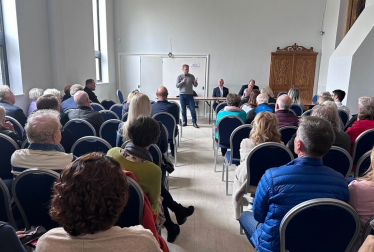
113, 0, 326, 97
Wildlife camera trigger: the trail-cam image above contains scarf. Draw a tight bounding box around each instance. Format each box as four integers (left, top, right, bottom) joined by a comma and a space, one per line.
224, 106, 242, 112
123, 141, 153, 162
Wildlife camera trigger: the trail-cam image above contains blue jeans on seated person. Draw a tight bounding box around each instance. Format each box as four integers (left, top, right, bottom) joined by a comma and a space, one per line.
179, 94, 197, 124
239, 211, 262, 246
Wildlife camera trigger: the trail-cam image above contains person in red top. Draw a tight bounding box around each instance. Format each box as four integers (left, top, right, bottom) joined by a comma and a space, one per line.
346, 105, 374, 152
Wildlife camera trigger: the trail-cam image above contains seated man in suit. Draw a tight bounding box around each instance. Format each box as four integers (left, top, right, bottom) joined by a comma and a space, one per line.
239, 116, 349, 252
246, 93, 273, 124
11, 109, 74, 177
84, 78, 100, 104
344, 96, 374, 131
212, 79, 229, 111
151, 86, 179, 156
61, 84, 83, 112
275, 94, 299, 128
238, 79, 259, 97
0, 86, 27, 127
66, 91, 104, 134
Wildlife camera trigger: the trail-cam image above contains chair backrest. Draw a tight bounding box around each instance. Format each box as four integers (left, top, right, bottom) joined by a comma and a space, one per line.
91, 103, 105, 112
290, 104, 303, 116
169, 101, 181, 118
149, 144, 162, 167
99, 119, 122, 148
280, 198, 361, 252
99, 110, 119, 121
246, 142, 294, 188
301, 109, 313, 117
322, 146, 353, 178
311, 94, 318, 103
117, 89, 124, 104
229, 125, 252, 164
71, 136, 112, 157
64, 119, 96, 142
355, 150, 372, 178
363, 215, 374, 242
288, 109, 296, 115
277, 92, 287, 98
279, 126, 298, 145
152, 112, 176, 143
338, 110, 349, 126
215, 102, 227, 115
21, 139, 65, 152
116, 176, 144, 227
12, 168, 59, 230
121, 112, 128, 122
352, 129, 374, 164
101, 99, 116, 110
0, 178, 16, 228
5, 116, 23, 138
109, 104, 123, 119
217, 115, 244, 146
0, 133, 19, 180
268, 103, 275, 111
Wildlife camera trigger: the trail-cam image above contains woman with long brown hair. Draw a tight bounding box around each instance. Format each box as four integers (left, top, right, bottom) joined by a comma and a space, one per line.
241, 90, 260, 113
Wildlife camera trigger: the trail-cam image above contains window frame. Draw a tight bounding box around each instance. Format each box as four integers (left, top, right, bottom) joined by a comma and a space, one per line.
0, 0, 9, 86
93, 0, 102, 82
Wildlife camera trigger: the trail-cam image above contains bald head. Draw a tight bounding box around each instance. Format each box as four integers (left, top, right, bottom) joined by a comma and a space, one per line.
156, 86, 168, 100
74, 91, 90, 107
276, 94, 292, 111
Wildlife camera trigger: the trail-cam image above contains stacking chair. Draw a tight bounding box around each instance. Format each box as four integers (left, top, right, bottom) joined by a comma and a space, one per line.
149, 144, 162, 168
12, 169, 59, 230
121, 112, 128, 122
214, 115, 244, 172
322, 146, 353, 178
152, 112, 177, 166
117, 89, 125, 104
109, 104, 123, 119
212, 102, 228, 142
290, 104, 303, 116
277, 92, 287, 97
338, 110, 349, 126
21, 139, 65, 152
288, 109, 296, 115
91, 103, 105, 111
116, 176, 144, 227
279, 126, 298, 145
0, 178, 17, 229
169, 101, 183, 141
99, 119, 122, 148
99, 110, 119, 121
71, 136, 112, 157
363, 216, 374, 243
352, 129, 374, 165
101, 99, 116, 110
64, 119, 96, 142
301, 109, 313, 117
354, 150, 372, 178
5, 116, 23, 138
223, 125, 252, 195
268, 103, 275, 111
0, 133, 19, 180
279, 198, 361, 252
215, 102, 227, 116
311, 94, 318, 104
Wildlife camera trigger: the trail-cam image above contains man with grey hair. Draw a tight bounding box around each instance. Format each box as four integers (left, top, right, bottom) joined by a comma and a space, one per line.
246, 93, 273, 123
61, 84, 84, 112
0, 86, 27, 126
11, 110, 74, 177
66, 91, 103, 134
344, 96, 374, 131
239, 116, 349, 252
275, 94, 298, 128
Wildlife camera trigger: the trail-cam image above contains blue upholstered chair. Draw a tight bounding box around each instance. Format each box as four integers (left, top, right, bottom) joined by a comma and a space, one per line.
101, 99, 116, 110
322, 146, 353, 178
290, 104, 303, 116
169, 101, 183, 142
71, 136, 112, 157
279, 198, 361, 252
311, 94, 318, 103
301, 109, 313, 117
5, 116, 23, 139
117, 89, 125, 104
268, 103, 275, 111
215, 102, 227, 116
279, 126, 298, 146
223, 124, 252, 195
99, 110, 119, 121
149, 144, 162, 168
121, 112, 128, 122
0, 178, 17, 229
277, 92, 287, 98
91, 103, 105, 112
354, 150, 372, 178
64, 119, 96, 142
109, 104, 123, 119
338, 110, 349, 126
0, 133, 19, 180
12, 169, 59, 230
352, 129, 374, 165
288, 109, 296, 115
99, 119, 122, 148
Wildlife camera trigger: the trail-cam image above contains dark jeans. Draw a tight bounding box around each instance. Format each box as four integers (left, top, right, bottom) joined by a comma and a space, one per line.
161, 185, 177, 229
179, 94, 197, 124
0, 222, 26, 252
239, 211, 262, 243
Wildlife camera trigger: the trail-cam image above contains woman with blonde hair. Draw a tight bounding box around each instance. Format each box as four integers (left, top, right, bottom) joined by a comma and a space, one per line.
232, 112, 282, 219
261, 87, 276, 103
288, 87, 303, 107
122, 90, 139, 116
28, 88, 44, 115
0, 106, 21, 146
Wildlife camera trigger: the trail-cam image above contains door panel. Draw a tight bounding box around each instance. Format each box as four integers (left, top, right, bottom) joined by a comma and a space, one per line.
292, 56, 316, 100
269, 54, 293, 97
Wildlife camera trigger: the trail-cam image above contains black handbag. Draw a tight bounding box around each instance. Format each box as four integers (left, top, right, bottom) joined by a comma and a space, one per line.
162, 155, 174, 174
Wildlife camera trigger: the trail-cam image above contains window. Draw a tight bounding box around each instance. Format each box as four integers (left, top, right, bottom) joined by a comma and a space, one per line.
92, 0, 101, 82
0, 0, 9, 86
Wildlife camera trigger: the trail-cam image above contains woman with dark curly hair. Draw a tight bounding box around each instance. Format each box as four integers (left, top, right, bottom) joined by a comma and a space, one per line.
36, 152, 162, 252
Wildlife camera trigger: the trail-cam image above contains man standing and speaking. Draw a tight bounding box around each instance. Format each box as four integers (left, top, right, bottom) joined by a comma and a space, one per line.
176, 64, 199, 128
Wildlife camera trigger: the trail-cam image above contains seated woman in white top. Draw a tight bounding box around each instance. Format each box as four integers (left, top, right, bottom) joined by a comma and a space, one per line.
232, 112, 282, 219
36, 152, 162, 252
241, 90, 260, 113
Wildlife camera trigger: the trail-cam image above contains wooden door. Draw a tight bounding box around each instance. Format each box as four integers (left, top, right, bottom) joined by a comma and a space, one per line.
269, 54, 293, 97
292, 55, 317, 100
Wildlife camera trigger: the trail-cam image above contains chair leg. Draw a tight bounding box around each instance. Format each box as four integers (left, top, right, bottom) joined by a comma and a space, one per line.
226, 163, 230, 196
174, 143, 177, 167
240, 200, 244, 235
222, 162, 225, 181
214, 146, 218, 172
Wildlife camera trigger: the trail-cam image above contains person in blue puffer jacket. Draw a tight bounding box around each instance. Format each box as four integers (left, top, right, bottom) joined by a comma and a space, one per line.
245, 93, 273, 124
239, 116, 349, 252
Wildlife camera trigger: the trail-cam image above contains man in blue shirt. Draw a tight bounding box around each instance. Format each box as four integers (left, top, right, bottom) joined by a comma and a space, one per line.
0, 86, 27, 127
61, 84, 83, 112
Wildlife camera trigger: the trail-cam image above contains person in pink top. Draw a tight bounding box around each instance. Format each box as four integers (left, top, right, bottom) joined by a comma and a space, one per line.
349, 146, 374, 251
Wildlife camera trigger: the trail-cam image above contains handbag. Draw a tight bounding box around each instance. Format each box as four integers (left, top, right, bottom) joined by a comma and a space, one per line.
162, 155, 174, 174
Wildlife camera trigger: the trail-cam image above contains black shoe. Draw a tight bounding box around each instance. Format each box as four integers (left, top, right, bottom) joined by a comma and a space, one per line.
166, 224, 180, 243
182, 122, 187, 127
175, 204, 195, 225
193, 123, 199, 128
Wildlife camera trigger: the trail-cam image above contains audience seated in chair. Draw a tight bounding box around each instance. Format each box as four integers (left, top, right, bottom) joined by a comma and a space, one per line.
261, 87, 276, 104
84, 78, 100, 104
233, 112, 282, 219
0, 106, 21, 146
66, 91, 104, 134
238, 79, 259, 97
108, 116, 194, 243
288, 87, 304, 107
122, 90, 138, 116
61, 84, 83, 112
212, 79, 229, 111
246, 93, 273, 124
36, 152, 163, 252
62, 85, 71, 102
332, 89, 350, 116
287, 104, 350, 158
317, 94, 333, 105
345, 96, 374, 131
11, 110, 74, 177
275, 94, 299, 128
28, 88, 43, 116
0, 222, 26, 252
240, 90, 260, 113
43, 88, 69, 125
239, 116, 349, 252
349, 146, 374, 251
0, 86, 27, 127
